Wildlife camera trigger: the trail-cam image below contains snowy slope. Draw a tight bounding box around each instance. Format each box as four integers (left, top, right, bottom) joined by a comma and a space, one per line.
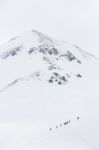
0, 30, 99, 150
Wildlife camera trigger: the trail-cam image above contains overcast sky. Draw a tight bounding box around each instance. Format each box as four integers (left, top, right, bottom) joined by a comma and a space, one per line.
0, 0, 99, 56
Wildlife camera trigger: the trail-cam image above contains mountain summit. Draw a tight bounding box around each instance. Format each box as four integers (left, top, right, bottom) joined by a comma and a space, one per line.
0, 30, 97, 90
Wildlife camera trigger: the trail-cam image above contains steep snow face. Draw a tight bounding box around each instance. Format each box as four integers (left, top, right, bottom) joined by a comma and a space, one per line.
0, 30, 99, 150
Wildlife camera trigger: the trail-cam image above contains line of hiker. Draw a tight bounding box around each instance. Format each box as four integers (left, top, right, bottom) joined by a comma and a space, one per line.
50, 116, 79, 131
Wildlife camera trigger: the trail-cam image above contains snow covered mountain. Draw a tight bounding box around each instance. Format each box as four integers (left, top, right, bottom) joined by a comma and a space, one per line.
0, 30, 99, 150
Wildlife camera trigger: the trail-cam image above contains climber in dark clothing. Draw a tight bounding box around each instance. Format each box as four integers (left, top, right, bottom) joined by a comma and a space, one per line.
77, 117, 80, 120
50, 128, 52, 131
60, 124, 62, 127
56, 125, 58, 128
64, 121, 68, 125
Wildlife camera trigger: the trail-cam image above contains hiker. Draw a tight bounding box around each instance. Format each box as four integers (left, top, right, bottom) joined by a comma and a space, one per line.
77, 117, 79, 120
68, 120, 70, 123
64, 121, 68, 125
50, 128, 52, 131
56, 125, 58, 128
